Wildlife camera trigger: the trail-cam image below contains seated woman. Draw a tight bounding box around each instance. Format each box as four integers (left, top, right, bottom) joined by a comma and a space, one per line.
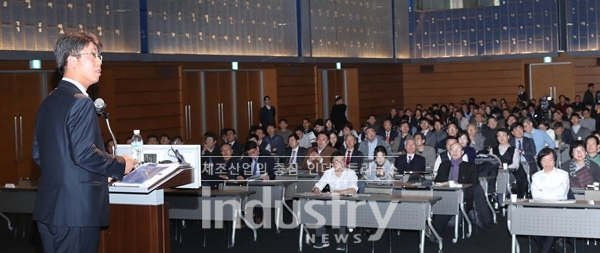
531, 148, 570, 253
457, 130, 476, 163
561, 140, 600, 187
311, 151, 358, 250
329, 130, 343, 150
364, 146, 396, 183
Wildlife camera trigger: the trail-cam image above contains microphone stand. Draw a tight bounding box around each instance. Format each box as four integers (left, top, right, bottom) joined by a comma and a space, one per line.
103, 112, 118, 155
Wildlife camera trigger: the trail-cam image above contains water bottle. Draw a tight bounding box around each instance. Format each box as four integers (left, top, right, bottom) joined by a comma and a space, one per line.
131, 129, 144, 163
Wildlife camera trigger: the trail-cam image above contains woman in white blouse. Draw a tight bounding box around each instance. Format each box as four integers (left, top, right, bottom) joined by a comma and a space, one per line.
530, 148, 570, 253
311, 151, 358, 250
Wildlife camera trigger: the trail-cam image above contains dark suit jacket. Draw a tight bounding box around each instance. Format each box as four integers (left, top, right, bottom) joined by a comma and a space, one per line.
201, 146, 221, 187
339, 147, 364, 177
509, 137, 536, 164
395, 153, 426, 173
558, 131, 575, 145
32, 80, 126, 227
421, 130, 438, 148
281, 146, 308, 165
377, 129, 398, 145
435, 161, 478, 211
230, 140, 245, 158
259, 105, 276, 127
518, 91, 528, 103
238, 152, 276, 180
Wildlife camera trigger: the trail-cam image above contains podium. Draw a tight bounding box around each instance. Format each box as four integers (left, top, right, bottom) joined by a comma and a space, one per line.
98, 164, 192, 253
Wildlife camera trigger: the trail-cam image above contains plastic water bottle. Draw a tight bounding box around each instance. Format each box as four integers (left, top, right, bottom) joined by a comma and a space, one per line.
131, 129, 144, 163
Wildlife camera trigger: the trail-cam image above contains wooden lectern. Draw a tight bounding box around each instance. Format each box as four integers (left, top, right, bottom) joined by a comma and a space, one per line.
98, 166, 192, 253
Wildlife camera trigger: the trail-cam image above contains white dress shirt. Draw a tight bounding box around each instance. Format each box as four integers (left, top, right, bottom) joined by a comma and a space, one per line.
530, 168, 570, 200
314, 168, 359, 192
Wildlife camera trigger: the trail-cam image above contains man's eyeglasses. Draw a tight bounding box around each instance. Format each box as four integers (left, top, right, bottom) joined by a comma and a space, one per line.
333, 160, 345, 164
72, 52, 103, 61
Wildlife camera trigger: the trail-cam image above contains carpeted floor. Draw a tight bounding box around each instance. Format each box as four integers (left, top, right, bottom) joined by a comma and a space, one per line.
0, 209, 596, 253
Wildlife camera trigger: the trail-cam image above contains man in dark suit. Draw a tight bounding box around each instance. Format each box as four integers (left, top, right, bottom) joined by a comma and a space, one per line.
509, 122, 537, 198
216, 143, 241, 181
32, 31, 136, 253
377, 119, 398, 145
237, 141, 276, 180
281, 134, 308, 168
419, 118, 438, 148
201, 132, 221, 188
225, 128, 245, 157
259, 95, 276, 127
429, 143, 479, 238
395, 139, 426, 173
517, 84, 528, 103
341, 134, 366, 180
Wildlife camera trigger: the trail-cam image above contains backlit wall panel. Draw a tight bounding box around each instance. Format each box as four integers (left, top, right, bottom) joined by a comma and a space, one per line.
568, 0, 600, 51
146, 0, 298, 56
0, 0, 140, 52
409, 0, 558, 58
308, 0, 393, 58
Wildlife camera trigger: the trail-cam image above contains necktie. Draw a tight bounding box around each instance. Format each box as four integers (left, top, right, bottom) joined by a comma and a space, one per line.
346, 150, 352, 164
408, 155, 412, 164
386, 132, 390, 143
290, 150, 297, 164
253, 159, 259, 176
450, 162, 460, 181
518, 140, 526, 161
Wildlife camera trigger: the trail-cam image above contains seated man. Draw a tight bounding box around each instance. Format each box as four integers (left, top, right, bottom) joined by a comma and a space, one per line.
414, 132, 437, 171
428, 143, 481, 240
433, 137, 468, 177
395, 138, 426, 174
339, 134, 365, 192
281, 134, 308, 169
509, 122, 537, 198
531, 148, 570, 253
302, 132, 337, 173
237, 141, 276, 180
311, 151, 358, 250
359, 127, 393, 165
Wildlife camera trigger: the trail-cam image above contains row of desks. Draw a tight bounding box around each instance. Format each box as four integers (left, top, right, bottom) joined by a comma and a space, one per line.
3, 180, 600, 252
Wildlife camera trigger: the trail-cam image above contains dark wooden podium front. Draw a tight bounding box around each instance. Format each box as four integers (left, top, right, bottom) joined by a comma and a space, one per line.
98, 168, 192, 253
98, 203, 170, 253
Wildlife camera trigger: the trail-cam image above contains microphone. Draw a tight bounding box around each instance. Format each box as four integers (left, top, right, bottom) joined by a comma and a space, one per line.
94, 98, 106, 115
94, 97, 117, 155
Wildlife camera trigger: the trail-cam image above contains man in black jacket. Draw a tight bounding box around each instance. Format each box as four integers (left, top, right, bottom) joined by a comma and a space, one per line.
259, 95, 276, 127
583, 83, 596, 107
429, 143, 479, 238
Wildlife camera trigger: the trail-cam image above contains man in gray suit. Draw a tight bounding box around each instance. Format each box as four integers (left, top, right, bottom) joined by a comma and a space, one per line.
359, 127, 392, 164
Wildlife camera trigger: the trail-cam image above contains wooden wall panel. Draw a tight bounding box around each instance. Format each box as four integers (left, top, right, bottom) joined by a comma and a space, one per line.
573, 57, 600, 100
402, 60, 523, 110
109, 65, 183, 142
276, 64, 317, 128
356, 64, 403, 121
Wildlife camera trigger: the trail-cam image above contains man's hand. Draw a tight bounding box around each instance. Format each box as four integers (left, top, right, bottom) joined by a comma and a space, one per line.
309, 151, 321, 161
122, 154, 137, 174
313, 187, 321, 194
